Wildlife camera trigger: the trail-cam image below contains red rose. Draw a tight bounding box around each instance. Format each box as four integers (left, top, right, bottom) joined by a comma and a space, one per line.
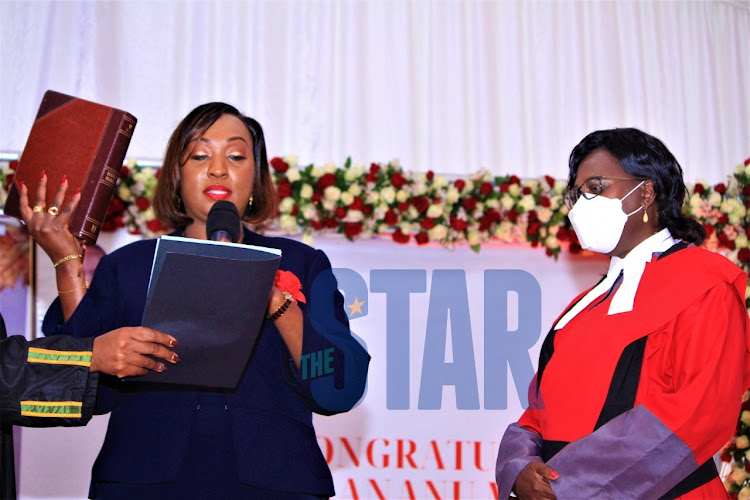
500, 183, 509, 193
693, 183, 705, 195
462, 196, 477, 211
545, 248, 554, 257
274, 269, 306, 303
146, 219, 165, 233
5, 174, 14, 187
478, 216, 490, 232
412, 196, 430, 214
720, 452, 732, 463
106, 197, 126, 215
119, 165, 130, 178
509, 175, 521, 185
311, 219, 325, 230
742, 185, 750, 196
544, 175, 555, 188
324, 217, 338, 228
335, 207, 347, 219
454, 179, 466, 191
316, 173, 337, 190
486, 208, 501, 222
506, 208, 519, 223
370, 163, 381, 174
540, 196, 551, 208
450, 217, 467, 231
718, 213, 729, 225
362, 205, 373, 215
714, 183, 726, 195
528, 221, 541, 236
522, 186, 532, 195
480, 182, 493, 196
384, 209, 398, 226
128, 227, 142, 235
420, 217, 435, 230
704, 225, 715, 238
135, 197, 150, 211
415, 232, 429, 245
738, 248, 750, 263
569, 243, 582, 254
343, 222, 363, 240
8, 160, 18, 171
277, 178, 292, 198
426, 170, 435, 181
527, 210, 538, 222
392, 229, 410, 244
155, 168, 162, 179
391, 172, 407, 189
291, 205, 299, 216
744, 158, 750, 166
366, 172, 378, 183
270, 157, 289, 173
557, 227, 569, 241
398, 201, 410, 213
311, 193, 322, 205
350, 196, 364, 211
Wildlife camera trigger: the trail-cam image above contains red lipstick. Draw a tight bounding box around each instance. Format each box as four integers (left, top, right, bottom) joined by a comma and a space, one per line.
203, 185, 232, 201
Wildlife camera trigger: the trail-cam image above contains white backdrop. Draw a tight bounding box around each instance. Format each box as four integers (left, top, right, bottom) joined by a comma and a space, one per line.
1, 0, 748, 182
18, 232, 608, 499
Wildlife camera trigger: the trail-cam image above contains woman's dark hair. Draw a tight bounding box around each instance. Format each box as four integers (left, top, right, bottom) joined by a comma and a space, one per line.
153, 102, 277, 229
567, 127, 705, 244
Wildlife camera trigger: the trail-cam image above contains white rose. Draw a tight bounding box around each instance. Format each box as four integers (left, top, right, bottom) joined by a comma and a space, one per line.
345, 165, 364, 182
427, 204, 443, 218
143, 207, 155, 221
428, 225, 448, 240
549, 197, 560, 210
467, 230, 482, 246
546, 236, 560, 249
279, 197, 295, 213
345, 210, 364, 223
736, 234, 748, 248
324, 162, 337, 174
340, 191, 354, 206
739, 486, 750, 500
381, 186, 396, 204
519, 195, 536, 212
708, 192, 722, 206
486, 198, 500, 209
525, 180, 538, 191
730, 466, 749, 484
536, 207, 552, 223
302, 205, 318, 220
286, 169, 301, 182
738, 435, 750, 450
434, 175, 448, 188
508, 184, 521, 197
494, 221, 514, 242
501, 195, 515, 211
324, 186, 341, 202
348, 184, 362, 197
283, 155, 298, 168
118, 184, 131, 200
463, 179, 474, 193
553, 180, 567, 195
415, 183, 427, 195
311, 166, 324, 178
322, 198, 336, 211
396, 189, 409, 203
367, 190, 380, 204
689, 193, 703, 209
300, 184, 314, 199
378, 223, 389, 233
742, 410, 750, 426
407, 206, 419, 219
279, 214, 298, 233
446, 187, 460, 204
746, 164, 750, 177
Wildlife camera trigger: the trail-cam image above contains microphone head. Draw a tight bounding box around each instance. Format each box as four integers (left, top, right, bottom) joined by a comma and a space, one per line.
206, 201, 241, 242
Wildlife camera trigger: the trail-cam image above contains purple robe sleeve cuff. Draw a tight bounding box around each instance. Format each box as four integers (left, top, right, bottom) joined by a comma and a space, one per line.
496, 422, 543, 499
547, 405, 698, 499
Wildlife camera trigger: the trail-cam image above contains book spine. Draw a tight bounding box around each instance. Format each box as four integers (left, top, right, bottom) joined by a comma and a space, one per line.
69, 111, 137, 244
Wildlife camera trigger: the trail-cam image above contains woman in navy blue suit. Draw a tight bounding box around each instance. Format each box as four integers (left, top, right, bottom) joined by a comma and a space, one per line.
26, 102, 370, 498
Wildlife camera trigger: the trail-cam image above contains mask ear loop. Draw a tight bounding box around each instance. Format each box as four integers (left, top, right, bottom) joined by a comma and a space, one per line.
622, 180, 646, 217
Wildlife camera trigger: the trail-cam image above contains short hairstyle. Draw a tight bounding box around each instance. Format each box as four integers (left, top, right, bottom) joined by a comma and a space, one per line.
567, 127, 705, 245
153, 102, 277, 229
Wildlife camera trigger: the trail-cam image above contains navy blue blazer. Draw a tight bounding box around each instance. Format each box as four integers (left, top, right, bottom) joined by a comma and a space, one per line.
43, 228, 369, 496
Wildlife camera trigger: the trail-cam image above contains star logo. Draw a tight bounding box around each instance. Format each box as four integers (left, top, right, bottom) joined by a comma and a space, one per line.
346, 297, 366, 317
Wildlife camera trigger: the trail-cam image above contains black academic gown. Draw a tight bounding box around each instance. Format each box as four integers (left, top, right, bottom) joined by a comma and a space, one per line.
0, 314, 17, 500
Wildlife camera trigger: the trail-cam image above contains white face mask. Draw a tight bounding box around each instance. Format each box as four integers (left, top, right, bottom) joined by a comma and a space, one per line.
568, 181, 645, 254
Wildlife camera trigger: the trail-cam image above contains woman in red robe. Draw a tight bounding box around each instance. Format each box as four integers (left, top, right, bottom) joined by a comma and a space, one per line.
496, 128, 750, 499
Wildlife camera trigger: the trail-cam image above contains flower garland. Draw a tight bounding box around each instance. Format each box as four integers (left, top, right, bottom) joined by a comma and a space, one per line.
2, 155, 750, 491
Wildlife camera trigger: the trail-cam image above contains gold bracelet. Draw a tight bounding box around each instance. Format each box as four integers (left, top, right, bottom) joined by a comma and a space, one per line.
58, 281, 89, 294
53, 254, 83, 268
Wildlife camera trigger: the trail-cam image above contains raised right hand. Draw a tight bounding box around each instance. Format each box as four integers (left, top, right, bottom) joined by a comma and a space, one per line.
18, 172, 82, 265
513, 461, 559, 499
90, 327, 180, 378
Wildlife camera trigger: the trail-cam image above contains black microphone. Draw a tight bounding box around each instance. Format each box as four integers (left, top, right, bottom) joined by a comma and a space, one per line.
206, 201, 241, 242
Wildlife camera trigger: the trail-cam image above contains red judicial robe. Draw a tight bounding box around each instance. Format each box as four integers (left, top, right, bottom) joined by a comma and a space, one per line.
496, 245, 750, 499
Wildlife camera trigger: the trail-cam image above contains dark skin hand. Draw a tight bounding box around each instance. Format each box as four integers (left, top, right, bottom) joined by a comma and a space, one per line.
513, 461, 559, 499
90, 327, 180, 378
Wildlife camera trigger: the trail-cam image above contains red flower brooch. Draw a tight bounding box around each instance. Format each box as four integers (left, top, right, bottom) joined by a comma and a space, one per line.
274, 270, 306, 303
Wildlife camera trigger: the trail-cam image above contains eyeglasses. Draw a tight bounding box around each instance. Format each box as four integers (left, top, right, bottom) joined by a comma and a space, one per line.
564, 176, 646, 210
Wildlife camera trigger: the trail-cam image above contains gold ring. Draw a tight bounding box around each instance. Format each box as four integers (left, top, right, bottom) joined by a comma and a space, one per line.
33, 205, 44, 213
47, 206, 60, 216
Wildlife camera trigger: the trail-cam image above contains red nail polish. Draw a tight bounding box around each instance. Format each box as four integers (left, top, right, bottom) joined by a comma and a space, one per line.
61, 174, 67, 185
40, 170, 46, 180
550, 471, 559, 480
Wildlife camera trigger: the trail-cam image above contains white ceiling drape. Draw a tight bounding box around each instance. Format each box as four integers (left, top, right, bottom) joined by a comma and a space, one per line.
1, 0, 747, 182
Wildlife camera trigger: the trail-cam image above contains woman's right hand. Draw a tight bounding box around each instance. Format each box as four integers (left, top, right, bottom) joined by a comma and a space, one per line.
513, 461, 559, 499
18, 172, 82, 264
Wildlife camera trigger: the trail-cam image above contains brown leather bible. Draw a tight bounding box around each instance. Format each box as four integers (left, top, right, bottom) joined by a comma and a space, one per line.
3, 90, 137, 243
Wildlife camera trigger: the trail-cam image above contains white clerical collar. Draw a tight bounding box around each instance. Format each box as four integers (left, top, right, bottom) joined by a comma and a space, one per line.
608, 228, 676, 314
554, 228, 676, 330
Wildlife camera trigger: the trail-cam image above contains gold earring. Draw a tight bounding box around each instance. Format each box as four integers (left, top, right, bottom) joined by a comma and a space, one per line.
642, 208, 648, 223
248, 196, 254, 210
